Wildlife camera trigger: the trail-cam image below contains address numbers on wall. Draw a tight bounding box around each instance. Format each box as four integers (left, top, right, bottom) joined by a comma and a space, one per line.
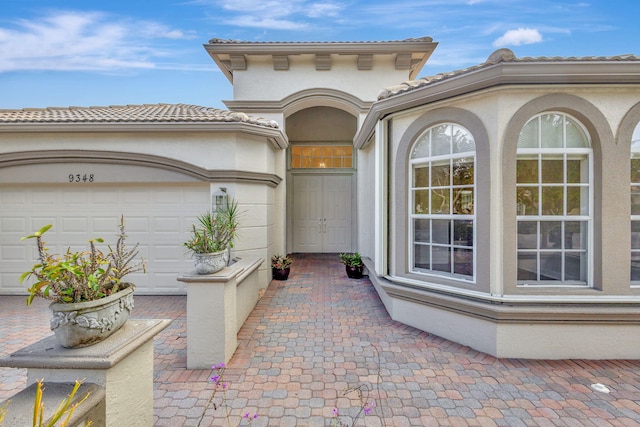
68, 174, 95, 183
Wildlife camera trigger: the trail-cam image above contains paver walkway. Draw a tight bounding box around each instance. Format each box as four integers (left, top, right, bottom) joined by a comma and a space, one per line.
2, 253, 640, 426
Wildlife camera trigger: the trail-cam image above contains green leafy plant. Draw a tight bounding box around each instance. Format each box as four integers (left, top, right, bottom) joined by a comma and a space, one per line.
33, 379, 92, 427
0, 379, 92, 427
0, 400, 7, 425
184, 199, 240, 255
338, 252, 363, 267
20, 217, 146, 305
270, 254, 292, 269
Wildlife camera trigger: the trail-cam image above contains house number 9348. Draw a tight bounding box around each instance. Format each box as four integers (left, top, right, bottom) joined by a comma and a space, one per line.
68, 174, 95, 183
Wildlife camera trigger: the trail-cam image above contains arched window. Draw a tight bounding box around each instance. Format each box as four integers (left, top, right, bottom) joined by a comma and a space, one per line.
631, 122, 640, 282
410, 123, 475, 279
516, 113, 592, 285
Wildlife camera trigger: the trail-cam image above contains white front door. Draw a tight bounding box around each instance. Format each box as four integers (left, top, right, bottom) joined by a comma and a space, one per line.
292, 174, 353, 253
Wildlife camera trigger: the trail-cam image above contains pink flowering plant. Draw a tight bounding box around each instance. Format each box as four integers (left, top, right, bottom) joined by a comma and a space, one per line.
198, 363, 258, 427
331, 384, 376, 427
199, 360, 379, 426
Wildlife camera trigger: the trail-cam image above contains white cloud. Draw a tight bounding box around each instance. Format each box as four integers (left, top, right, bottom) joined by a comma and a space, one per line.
307, 2, 343, 18
212, 0, 344, 30
0, 11, 195, 72
492, 28, 543, 47
227, 16, 308, 30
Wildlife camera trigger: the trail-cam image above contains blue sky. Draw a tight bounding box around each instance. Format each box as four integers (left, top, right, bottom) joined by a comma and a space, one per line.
1, 0, 638, 110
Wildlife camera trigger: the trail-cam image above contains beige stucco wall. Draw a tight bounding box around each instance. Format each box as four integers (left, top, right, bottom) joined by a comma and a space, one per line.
232, 54, 410, 103
381, 84, 640, 298
360, 82, 640, 358
0, 131, 279, 174
0, 128, 286, 290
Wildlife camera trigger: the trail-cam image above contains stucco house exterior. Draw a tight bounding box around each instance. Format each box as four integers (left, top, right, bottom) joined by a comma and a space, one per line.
1, 36, 639, 359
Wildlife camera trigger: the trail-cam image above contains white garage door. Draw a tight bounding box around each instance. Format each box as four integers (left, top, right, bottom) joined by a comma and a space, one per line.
0, 183, 210, 295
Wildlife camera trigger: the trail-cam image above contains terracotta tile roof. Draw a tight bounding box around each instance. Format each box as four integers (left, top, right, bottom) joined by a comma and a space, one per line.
377, 48, 640, 100
207, 36, 434, 44
0, 103, 279, 128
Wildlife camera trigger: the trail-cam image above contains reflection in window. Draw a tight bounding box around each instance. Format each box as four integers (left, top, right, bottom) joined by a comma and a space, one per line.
410, 123, 475, 279
291, 145, 353, 169
631, 123, 640, 283
516, 113, 591, 285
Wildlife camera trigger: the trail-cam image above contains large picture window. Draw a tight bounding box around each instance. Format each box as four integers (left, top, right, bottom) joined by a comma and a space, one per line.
410, 123, 475, 279
516, 113, 591, 285
631, 123, 640, 283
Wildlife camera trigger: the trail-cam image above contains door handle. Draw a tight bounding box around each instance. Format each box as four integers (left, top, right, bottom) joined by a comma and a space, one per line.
323, 218, 327, 233
318, 218, 323, 233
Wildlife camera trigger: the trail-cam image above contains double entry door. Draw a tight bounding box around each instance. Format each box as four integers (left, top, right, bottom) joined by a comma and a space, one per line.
292, 174, 353, 253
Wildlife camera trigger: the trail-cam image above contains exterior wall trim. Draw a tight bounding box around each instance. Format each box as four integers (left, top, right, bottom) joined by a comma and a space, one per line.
618, 101, 640, 145
225, 88, 372, 117
368, 261, 640, 324
0, 150, 283, 187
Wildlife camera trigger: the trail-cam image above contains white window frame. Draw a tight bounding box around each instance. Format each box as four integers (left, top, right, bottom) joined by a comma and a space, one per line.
408, 123, 476, 282
631, 122, 640, 286
516, 112, 593, 287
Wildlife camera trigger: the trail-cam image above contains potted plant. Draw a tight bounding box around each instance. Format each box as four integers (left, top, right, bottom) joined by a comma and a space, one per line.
184, 199, 239, 274
271, 254, 292, 280
338, 252, 364, 279
20, 217, 146, 348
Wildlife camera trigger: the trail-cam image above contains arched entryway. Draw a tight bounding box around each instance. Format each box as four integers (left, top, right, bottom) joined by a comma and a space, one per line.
286, 106, 358, 253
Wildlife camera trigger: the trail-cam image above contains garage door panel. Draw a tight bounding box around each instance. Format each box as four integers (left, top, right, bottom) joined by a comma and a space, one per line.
0, 272, 23, 291
62, 190, 89, 205
1, 245, 25, 261
152, 272, 187, 291
184, 190, 210, 204
1, 184, 209, 295
116, 216, 151, 233
31, 217, 59, 231
62, 217, 89, 232
1, 217, 27, 233
93, 216, 123, 233
1, 190, 26, 204
154, 216, 183, 234
155, 244, 184, 261
123, 190, 150, 204
90, 190, 119, 205
31, 191, 57, 205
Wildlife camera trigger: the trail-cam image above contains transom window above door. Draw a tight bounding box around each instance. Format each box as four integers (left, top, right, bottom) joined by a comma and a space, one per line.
290, 145, 353, 169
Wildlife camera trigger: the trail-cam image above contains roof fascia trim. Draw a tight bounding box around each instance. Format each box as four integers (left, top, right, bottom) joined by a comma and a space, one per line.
354, 61, 640, 149
0, 122, 288, 149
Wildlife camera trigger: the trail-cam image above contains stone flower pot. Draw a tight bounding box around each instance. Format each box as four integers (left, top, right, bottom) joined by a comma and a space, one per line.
193, 250, 229, 275
49, 284, 135, 348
